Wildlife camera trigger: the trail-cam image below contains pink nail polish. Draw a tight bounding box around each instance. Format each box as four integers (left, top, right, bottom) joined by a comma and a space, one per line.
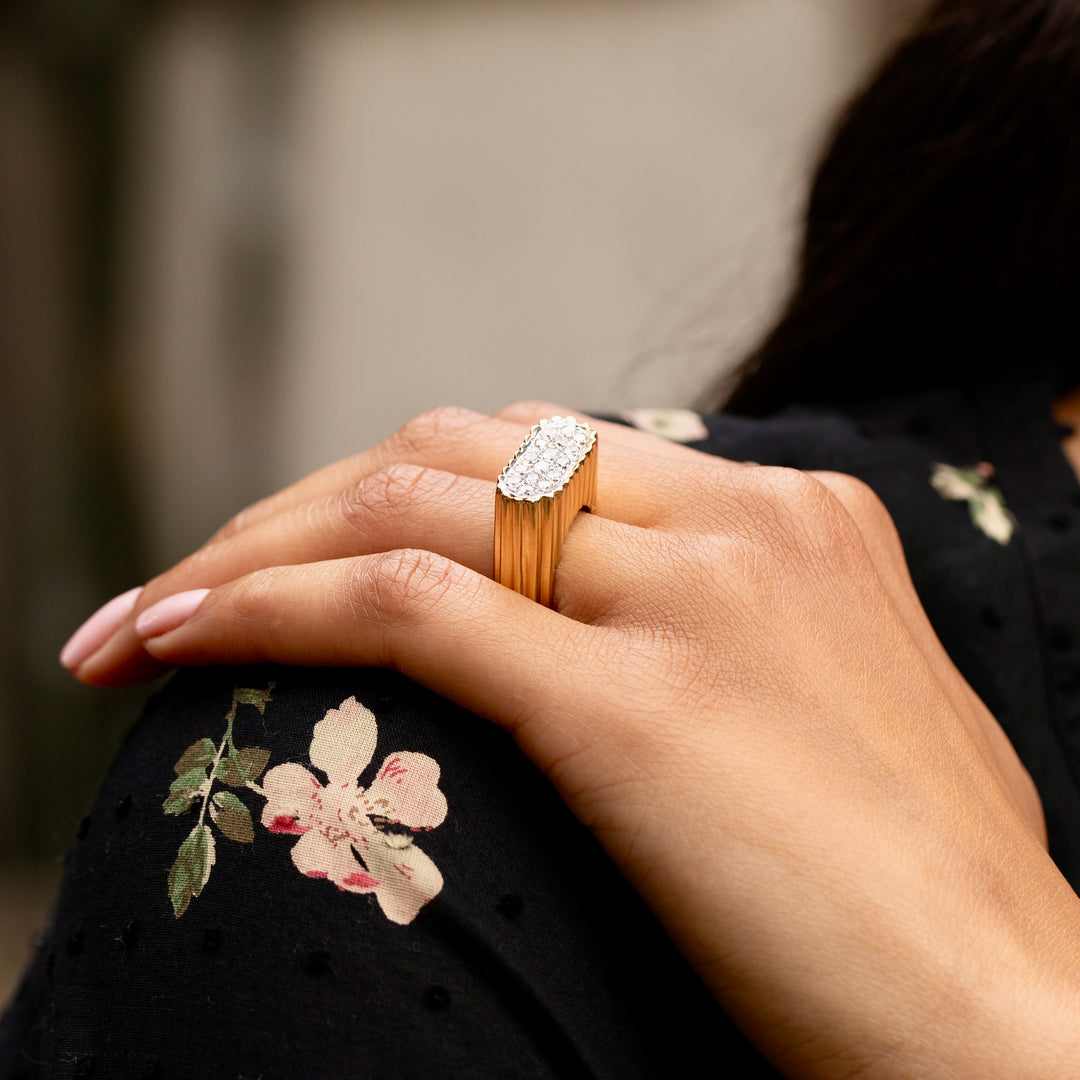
60, 586, 144, 670
135, 589, 211, 639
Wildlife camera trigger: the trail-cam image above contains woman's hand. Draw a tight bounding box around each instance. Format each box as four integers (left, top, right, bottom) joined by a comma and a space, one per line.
63, 404, 1080, 1078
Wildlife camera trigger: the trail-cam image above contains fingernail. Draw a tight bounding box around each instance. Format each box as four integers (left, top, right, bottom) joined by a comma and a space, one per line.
135, 589, 211, 639
60, 586, 144, 670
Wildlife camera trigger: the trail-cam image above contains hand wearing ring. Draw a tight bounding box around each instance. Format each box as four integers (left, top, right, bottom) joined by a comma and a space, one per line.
61, 402, 1070, 1079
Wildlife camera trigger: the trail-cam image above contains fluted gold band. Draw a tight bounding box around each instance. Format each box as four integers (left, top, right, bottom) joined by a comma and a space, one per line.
493, 418, 598, 607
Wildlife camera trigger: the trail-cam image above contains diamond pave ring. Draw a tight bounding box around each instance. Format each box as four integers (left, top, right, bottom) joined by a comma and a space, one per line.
494, 416, 598, 606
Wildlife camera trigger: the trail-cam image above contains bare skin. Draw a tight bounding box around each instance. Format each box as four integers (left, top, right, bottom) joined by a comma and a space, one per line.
1054, 383, 1080, 482
64, 402, 1080, 1079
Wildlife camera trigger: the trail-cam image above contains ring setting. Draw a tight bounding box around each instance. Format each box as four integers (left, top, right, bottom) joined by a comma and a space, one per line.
494, 416, 598, 606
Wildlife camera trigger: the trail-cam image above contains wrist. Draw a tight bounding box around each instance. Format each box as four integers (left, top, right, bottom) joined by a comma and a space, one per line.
783, 830, 1080, 1080
674, 785, 1080, 1080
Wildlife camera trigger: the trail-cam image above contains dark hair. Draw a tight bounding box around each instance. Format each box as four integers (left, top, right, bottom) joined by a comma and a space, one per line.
717, 0, 1080, 415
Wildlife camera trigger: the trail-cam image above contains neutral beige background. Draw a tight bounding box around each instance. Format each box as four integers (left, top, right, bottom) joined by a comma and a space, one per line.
119, 0, 921, 569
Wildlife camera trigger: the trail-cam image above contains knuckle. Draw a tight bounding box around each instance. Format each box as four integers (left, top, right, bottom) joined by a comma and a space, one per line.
362, 548, 463, 621
225, 566, 295, 652
337, 463, 463, 536
389, 406, 483, 457
750, 467, 867, 567
809, 469, 873, 501
142, 544, 219, 605
810, 470, 908, 573
169, 543, 218, 585
213, 497, 271, 543
809, 470, 894, 533
338, 462, 428, 529
757, 464, 827, 509
495, 400, 559, 425
229, 565, 290, 620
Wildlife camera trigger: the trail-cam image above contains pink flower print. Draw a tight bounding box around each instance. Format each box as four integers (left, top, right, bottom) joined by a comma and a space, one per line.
259, 696, 447, 925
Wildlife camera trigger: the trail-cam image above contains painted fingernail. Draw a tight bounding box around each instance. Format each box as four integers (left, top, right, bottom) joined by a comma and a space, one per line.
134, 589, 211, 639
60, 586, 144, 670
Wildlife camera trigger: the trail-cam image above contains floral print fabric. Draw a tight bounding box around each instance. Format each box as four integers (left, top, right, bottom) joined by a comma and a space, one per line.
930, 462, 1017, 545
163, 685, 447, 925
620, 408, 709, 444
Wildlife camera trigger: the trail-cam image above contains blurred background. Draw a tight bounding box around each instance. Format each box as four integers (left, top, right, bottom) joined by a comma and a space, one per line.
0, 0, 923, 1000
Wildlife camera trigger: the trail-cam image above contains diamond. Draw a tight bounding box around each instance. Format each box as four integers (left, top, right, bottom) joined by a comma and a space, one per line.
497, 417, 596, 502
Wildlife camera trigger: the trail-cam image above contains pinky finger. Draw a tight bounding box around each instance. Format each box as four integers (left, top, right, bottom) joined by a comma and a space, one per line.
136, 551, 605, 755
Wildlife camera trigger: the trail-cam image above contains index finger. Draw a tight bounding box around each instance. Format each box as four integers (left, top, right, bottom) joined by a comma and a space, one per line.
207, 407, 525, 545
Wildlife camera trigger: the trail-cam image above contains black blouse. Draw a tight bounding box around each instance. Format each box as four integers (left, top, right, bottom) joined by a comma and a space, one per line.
2, 375, 1077, 1079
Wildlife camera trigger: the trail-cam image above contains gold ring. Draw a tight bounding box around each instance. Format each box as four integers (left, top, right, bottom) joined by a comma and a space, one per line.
494, 416, 598, 606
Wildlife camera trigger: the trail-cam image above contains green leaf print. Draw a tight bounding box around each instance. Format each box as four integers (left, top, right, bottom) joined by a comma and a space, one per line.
216, 747, 271, 787
174, 738, 216, 775
162, 682, 273, 915
210, 791, 254, 843
162, 766, 209, 815
168, 824, 216, 917
235, 684, 275, 714
162, 791, 197, 816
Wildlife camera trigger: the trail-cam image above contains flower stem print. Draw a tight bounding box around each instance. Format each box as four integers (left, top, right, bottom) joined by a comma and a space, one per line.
164, 683, 274, 916
162, 687, 447, 925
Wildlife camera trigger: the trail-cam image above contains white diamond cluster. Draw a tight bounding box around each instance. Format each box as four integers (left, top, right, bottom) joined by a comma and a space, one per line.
498, 416, 594, 502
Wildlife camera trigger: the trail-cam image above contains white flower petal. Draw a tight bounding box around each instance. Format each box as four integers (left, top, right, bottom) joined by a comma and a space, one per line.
930, 463, 979, 502
289, 828, 334, 879
309, 696, 378, 786
260, 762, 321, 834
364, 752, 448, 830
973, 495, 1016, 545
360, 836, 444, 925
